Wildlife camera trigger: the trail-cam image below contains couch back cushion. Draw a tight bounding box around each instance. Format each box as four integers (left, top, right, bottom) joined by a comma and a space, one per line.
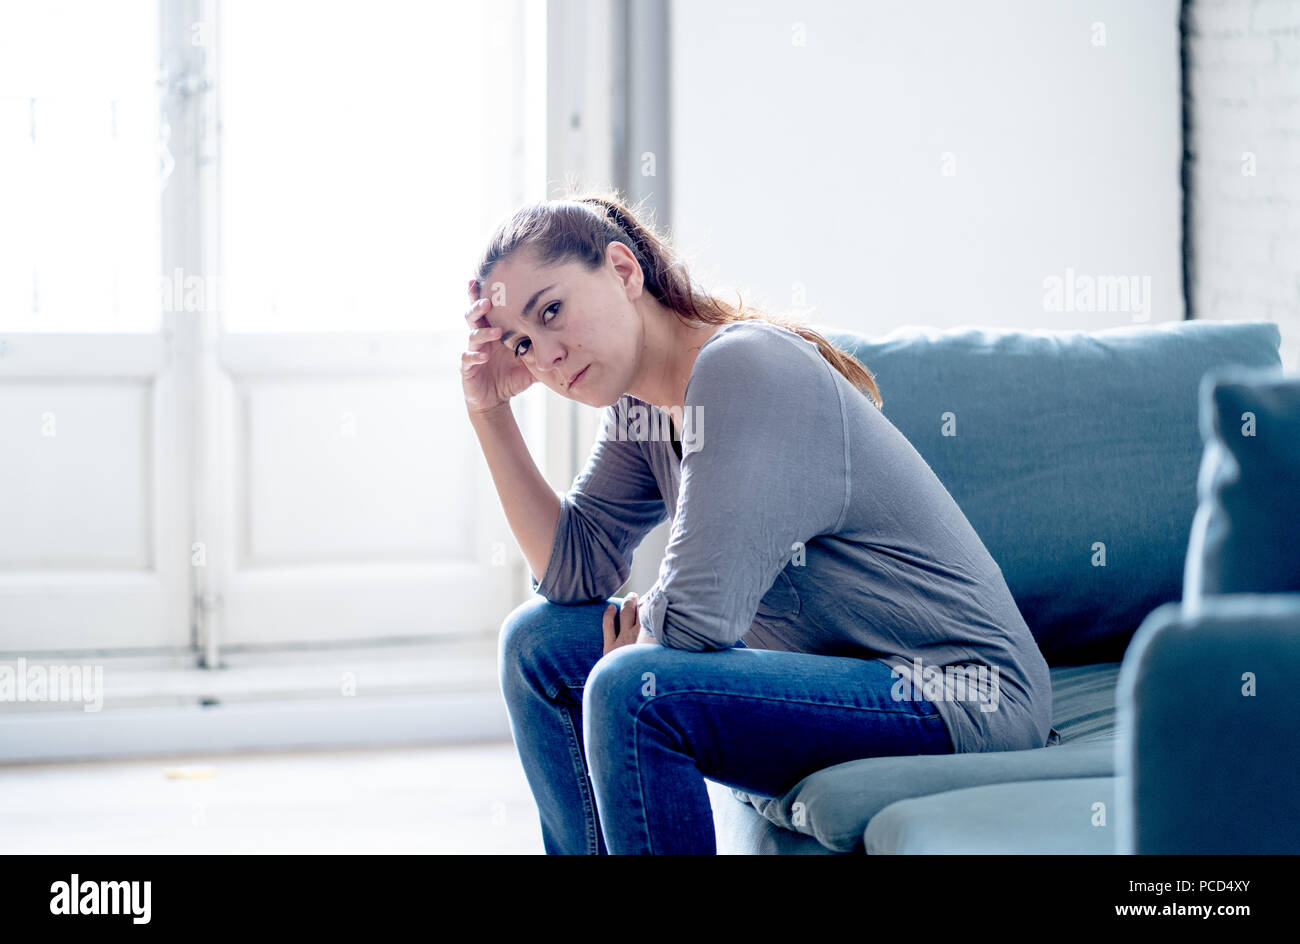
816, 320, 1282, 664
1184, 367, 1300, 597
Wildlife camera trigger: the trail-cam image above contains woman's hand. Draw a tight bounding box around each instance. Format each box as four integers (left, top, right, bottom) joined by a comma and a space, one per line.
461, 278, 537, 415
602, 593, 654, 655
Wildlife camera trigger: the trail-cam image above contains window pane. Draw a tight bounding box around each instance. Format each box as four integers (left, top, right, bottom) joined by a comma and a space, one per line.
0, 0, 161, 333
220, 0, 495, 333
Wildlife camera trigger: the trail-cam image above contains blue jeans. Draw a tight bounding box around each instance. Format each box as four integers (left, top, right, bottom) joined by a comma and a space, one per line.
498, 592, 955, 854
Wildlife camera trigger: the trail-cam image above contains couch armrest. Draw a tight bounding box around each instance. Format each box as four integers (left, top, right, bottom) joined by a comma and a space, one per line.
1115, 594, 1300, 854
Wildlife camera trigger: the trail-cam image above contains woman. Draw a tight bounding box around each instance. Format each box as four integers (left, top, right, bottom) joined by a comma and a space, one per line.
463, 190, 1053, 854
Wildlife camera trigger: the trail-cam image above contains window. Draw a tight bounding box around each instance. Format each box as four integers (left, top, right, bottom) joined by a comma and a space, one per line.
0, 0, 161, 333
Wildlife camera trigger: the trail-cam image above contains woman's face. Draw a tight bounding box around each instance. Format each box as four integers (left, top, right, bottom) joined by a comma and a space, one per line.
480, 244, 642, 407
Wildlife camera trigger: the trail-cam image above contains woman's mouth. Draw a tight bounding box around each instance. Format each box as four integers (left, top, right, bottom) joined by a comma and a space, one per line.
569, 365, 590, 389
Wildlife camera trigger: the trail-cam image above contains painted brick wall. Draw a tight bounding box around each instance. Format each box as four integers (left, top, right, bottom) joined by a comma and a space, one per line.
1187, 0, 1300, 370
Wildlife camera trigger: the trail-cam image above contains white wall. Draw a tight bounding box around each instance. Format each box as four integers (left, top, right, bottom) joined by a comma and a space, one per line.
624, 0, 1184, 596
1187, 0, 1300, 371
667, 0, 1183, 334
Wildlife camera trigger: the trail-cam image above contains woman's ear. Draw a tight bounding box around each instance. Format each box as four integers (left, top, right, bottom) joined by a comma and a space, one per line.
608, 240, 642, 300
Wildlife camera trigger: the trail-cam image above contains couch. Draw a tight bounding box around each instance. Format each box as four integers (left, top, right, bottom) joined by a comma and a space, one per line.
703, 317, 1298, 854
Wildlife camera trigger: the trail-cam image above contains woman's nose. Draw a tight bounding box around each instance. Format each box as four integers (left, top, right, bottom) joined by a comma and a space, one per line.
533, 339, 565, 373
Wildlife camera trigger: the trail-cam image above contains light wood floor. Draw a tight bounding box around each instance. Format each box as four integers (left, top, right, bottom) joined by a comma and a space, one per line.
1, 739, 544, 854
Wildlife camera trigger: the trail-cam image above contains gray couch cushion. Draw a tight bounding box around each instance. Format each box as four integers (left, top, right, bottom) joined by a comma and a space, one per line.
705, 779, 838, 854
1183, 367, 1300, 597
728, 662, 1123, 853
864, 776, 1125, 854
1043, 663, 1123, 743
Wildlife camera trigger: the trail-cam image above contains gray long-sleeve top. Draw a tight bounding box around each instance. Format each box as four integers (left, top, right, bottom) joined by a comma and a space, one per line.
529, 319, 1054, 753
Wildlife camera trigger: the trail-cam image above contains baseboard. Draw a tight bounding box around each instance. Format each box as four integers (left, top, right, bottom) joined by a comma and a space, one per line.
0, 689, 511, 764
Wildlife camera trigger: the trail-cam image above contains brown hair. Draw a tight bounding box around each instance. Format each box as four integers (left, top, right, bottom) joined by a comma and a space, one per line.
474, 187, 882, 408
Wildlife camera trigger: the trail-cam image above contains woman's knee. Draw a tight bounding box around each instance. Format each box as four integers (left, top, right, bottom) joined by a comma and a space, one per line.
497, 593, 611, 694
582, 645, 663, 723
497, 594, 557, 681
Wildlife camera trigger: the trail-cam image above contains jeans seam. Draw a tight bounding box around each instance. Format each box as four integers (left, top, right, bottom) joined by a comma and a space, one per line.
559, 691, 601, 854
634, 688, 948, 719
631, 707, 659, 854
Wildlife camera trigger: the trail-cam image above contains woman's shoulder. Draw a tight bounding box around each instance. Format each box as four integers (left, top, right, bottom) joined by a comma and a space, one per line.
701, 317, 809, 351
689, 319, 833, 400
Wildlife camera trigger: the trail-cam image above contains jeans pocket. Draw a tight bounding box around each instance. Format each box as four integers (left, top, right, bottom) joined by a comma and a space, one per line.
912, 692, 944, 720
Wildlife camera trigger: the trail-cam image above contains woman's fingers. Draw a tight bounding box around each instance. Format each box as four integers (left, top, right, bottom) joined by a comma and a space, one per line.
602, 604, 616, 653
463, 296, 492, 329
602, 594, 641, 654
470, 324, 501, 345
462, 322, 500, 367
621, 593, 638, 639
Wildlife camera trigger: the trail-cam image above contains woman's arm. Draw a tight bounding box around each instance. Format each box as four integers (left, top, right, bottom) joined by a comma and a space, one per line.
638, 330, 849, 649
468, 402, 562, 587
471, 396, 669, 603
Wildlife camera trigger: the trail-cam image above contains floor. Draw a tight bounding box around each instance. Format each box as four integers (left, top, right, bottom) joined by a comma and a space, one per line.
0, 739, 545, 854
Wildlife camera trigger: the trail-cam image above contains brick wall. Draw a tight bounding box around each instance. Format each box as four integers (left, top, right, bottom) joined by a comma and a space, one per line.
1187, 0, 1300, 370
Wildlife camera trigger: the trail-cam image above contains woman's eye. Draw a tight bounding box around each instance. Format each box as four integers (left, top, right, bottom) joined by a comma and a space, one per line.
512, 302, 560, 358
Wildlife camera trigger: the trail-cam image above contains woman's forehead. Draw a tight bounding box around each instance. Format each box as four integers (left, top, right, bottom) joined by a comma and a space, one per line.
483, 259, 576, 311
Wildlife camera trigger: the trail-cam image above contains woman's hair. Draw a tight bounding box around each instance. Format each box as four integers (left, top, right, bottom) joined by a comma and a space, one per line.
474, 187, 882, 408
